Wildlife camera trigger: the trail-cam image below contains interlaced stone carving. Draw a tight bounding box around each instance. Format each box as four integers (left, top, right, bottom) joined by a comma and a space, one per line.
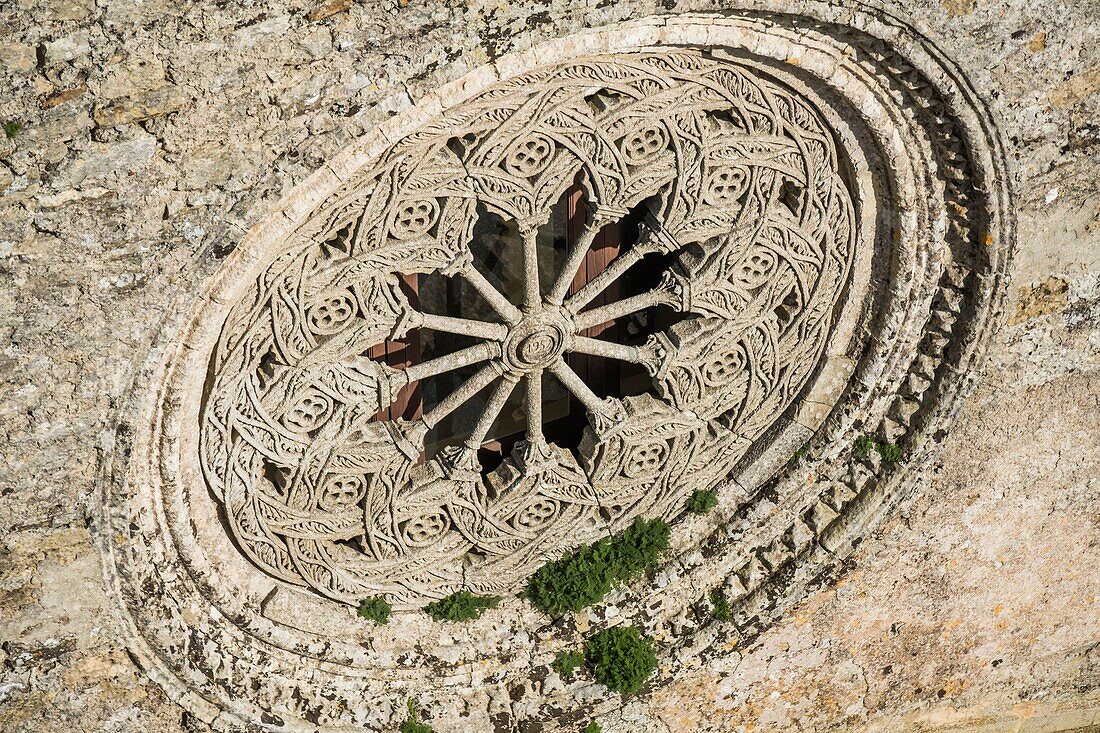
199, 51, 856, 606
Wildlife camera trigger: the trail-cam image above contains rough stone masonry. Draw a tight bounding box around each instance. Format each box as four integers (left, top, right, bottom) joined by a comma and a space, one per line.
0, 1, 1097, 732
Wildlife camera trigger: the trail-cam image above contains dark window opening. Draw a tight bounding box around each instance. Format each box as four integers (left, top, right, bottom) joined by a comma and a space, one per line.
368, 182, 679, 470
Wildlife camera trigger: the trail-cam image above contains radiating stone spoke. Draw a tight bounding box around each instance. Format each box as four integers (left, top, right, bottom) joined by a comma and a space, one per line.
564, 244, 649, 313
521, 227, 541, 310
420, 362, 502, 430
433, 443, 480, 478
416, 312, 508, 341
548, 358, 608, 417
546, 218, 602, 306
460, 263, 523, 324
564, 210, 686, 313
524, 372, 543, 445
548, 358, 627, 437
569, 336, 644, 364
465, 374, 520, 450
572, 290, 666, 332
402, 342, 499, 384
513, 434, 558, 474
636, 332, 674, 377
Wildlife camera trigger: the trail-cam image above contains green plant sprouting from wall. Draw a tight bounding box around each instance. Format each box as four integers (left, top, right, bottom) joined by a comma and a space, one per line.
424, 590, 500, 622
356, 595, 392, 624
710, 588, 731, 621
686, 489, 719, 514
852, 434, 904, 464
524, 517, 670, 616
400, 699, 433, 733
786, 441, 810, 468
583, 626, 658, 696
2, 120, 21, 139
552, 650, 585, 681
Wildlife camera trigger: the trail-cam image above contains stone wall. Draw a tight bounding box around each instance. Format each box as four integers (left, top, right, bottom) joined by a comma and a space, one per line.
0, 1, 1097, 732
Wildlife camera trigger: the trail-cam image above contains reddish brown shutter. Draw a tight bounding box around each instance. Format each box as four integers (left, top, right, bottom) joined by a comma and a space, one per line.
369, 274, 422, 421
566, 185, 621, 400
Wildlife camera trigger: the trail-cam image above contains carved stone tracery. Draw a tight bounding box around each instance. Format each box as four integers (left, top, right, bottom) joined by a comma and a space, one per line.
200, 51, 857, 605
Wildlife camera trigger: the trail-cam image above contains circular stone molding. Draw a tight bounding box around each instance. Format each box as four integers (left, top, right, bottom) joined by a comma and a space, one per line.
98, 7, 1013, 732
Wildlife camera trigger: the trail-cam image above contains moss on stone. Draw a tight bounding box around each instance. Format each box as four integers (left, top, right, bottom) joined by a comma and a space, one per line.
877, 441, 904, 463
852, 434, 876, 460
610, 517, 671, 579
853, 434, 903, 463
787, 441, 810, 467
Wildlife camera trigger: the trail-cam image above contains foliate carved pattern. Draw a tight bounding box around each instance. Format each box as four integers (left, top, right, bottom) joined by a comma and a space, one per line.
200, 51, 856, 605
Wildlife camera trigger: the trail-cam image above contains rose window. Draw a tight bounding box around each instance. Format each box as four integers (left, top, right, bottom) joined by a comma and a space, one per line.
199, 51, 858, 607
